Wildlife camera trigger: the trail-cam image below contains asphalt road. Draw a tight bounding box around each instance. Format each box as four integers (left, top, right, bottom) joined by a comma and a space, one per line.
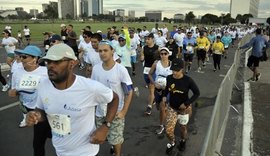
0, 43, 237, 156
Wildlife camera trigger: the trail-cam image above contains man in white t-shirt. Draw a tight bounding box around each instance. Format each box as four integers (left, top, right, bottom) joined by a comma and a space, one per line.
173, 28, 185, 47
78, 31, 93, 70
92, 40, 133, 156
161, 24, 169, 39
26, 43, 119, 156
129, 29, 140, 76
23, 25, 31, 45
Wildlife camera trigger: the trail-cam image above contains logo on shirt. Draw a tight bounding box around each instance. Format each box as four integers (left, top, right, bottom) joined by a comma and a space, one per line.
64, 104, 81, 112
169, 83, 183, 94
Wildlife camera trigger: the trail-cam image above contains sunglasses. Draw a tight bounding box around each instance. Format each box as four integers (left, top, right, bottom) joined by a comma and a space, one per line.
19, 54, 31, 59
83, 36, 88, 38
44, 58, 71, 65
160, 53, 168, 56
119, 39, 125, 42
51, 40, 56, 43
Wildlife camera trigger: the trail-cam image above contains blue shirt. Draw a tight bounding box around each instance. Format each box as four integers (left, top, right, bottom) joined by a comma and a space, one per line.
183, 37, 197, 54
241, 35, 269, 57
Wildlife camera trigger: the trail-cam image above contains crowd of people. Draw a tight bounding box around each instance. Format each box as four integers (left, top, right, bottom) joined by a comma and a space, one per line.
0, 22, 269, 156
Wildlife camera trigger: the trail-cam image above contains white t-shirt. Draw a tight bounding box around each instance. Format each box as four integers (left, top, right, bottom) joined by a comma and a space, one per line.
78, 41, 93, 62
111, 40, 119, 49
140, 30, 149, 38
155, 60, 172, 88
1, 37, 18, 53
11, 66, 47, 109
130, 37, 140, 56
161, 27, 168, 38
173, 33, 184, 47
92, 63, 133, 117
36, 75, 113, 156
154, 36, 168, 48
115, 45, 132, 67
23, 28, 30, 36
11, 60, 23, 74
85, 49, 101, 66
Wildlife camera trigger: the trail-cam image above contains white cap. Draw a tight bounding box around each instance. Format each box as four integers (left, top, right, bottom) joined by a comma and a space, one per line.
60, 24, 66, 27
97, 30, 102, 33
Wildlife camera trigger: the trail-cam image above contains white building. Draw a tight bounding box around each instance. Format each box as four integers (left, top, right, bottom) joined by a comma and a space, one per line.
0, 10, 18, 17
128, 10, 135, 18
174, 14, 185, 20
230, 0, 260, 18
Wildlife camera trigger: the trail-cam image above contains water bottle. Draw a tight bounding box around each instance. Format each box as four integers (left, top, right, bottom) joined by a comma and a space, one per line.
134, 87, 140, 97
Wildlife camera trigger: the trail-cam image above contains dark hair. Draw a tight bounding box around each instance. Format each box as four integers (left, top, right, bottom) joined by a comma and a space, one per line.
3, 29, 11, 36
68, 24, 73, 28
85, 26, 91, 30
83, 31, 93, 38
91, 33, 102, 41
113, 31, 119, 35
256, 28, 262, 35
158, 30, 163, 36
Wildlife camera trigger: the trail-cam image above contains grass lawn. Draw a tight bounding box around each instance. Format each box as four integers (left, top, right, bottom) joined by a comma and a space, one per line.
0, 21, 182, 41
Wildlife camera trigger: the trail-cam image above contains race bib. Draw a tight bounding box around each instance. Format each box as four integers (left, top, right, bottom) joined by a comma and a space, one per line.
199, 46, 204, 49
19, 75, 40, 90
62, 36, 66, 40
214, 50, 221, 54
143, 67, 151, 74
45, 45, 50, 50
224, 45, 229, 48
47, 114, 71, 136
177, 114, 189, 125
186, 46, 193, 53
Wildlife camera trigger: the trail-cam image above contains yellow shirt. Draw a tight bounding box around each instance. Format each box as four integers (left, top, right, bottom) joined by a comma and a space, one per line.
212, 42, 224, 55
196, 37, 210, 50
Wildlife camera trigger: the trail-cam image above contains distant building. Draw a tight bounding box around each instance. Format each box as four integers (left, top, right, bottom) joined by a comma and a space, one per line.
0, 10, 18, 17
128, 10, 135, 18
174, 14, 185, 20
49, 1, 58, 9
145, 10, 162, 22
230, 0, 260, 18
81, 0, 89, 17
15, 7, 24, 11
30, 9, 39, 17
114, 9, 125, 17
92, 0, 103, 15
249, 18, 267, 25
58, 0, 76, 19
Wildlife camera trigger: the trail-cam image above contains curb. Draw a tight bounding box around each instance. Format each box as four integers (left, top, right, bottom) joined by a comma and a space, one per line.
242, 82, 253, 156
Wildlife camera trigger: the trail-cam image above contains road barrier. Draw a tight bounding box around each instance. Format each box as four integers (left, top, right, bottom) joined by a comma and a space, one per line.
200, 34, 253, 156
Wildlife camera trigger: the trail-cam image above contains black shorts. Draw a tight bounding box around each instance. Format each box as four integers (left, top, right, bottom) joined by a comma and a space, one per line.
247, 55, 260, 68
71, 46, 79, 57
197, 49, 206, 60
184, 53, 194, 62
25, 35, 30, 40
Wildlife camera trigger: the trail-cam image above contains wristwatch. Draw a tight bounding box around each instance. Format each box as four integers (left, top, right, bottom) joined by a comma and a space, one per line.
102, 120, 111, 128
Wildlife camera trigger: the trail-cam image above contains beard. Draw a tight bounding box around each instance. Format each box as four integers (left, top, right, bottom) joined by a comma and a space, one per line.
48, 68, 70, 84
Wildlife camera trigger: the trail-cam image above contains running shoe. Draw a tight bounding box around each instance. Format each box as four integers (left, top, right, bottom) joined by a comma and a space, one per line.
247, 77, 256, 82
110, 146, 115, 155
2, 84, 9, 92
144, 106, 152, 115
132, 71, 136, 76
166, 142, 175, 154
178, 140, 186, 151
213, 69, 216, 72
256, 73, 261, 81
156, 125, 165, 135
19, 119, 27, 128
197, 67, 201, 72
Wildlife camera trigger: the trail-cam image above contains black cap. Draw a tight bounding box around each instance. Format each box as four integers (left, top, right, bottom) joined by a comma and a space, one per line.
49, 34, 62, 42
145, 33, 154, 38
170, 58, 184, 71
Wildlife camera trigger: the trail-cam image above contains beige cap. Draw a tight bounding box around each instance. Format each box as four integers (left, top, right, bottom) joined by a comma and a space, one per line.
60, 24, 66, 27
41, 44, 77, 61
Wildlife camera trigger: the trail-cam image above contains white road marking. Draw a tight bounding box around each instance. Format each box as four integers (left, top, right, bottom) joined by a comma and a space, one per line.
242, 82, 253, 156
0, 101, 20, 111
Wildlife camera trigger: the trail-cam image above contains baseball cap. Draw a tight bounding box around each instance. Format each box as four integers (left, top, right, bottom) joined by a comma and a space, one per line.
99, 40, 114, 49
60, 24, 66, 27
119, 35, 126, 40
41, 43, 77, 61
160, 47, 172, 56
170, 58, 184, 71
97, 30, 102, 33
15, 45, 42, 57
50, 34, 62, 42
145, 33, 154, 38
199, 31, 205, 36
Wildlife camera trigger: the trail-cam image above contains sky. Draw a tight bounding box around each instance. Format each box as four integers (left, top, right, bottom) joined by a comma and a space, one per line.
0, 0, 269, 18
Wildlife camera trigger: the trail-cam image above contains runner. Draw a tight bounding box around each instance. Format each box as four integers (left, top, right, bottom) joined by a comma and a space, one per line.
129, 29, 140, 76
26, 43, 119, 156
60, 24, 68, 44
66, 24, 78, 58
78, 31, 93, 70
92, 40, 133, 156
155, 30, 168, 48
8, 45, 52, 156
212, 36, 225, 71
23, 25, 31, 45
221, 31, 232, 59
0, 64, 9, 91
239, 28, 269, 82
1, 29, 18, 66
140, 33, 159, 115
196, 31, 210, 72
139, 26, 150, 47
148, 47, 172, 135
183, 31, 197, 74
166, 36, 180, 61
163, 58, 200, 154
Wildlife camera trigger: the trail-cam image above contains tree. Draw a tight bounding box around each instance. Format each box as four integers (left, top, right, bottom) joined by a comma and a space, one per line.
222, 13, 237, 25
267, 17, 270, 25
201, 13, 219, 24
185, 11, 195, 25
65, 14, 73, 19
44, 4, 58, 21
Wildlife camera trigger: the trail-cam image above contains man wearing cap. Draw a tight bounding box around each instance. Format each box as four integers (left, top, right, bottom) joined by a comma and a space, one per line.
78, 31, 93, 70
26, 43, 119, 156
140, 33, 160, 115
50, 34, 62, 46
162, 58, 200, 154
92, 40, 133, 156
196, 31, 210, 72
8, 45, 52, 156
183, 31, 197, 74
60, 24, 68, 44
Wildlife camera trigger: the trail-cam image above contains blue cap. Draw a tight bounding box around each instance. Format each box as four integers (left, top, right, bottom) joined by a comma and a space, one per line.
50, 34, 62, 42
99, 40, 114, 49
119, 35, 126, 40
15, 45, 42, 57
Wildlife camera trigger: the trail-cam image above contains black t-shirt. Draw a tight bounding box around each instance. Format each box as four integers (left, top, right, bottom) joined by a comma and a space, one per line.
164, 75, 200, 110
143, 44, 159, 67
166, 41, 179, 61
